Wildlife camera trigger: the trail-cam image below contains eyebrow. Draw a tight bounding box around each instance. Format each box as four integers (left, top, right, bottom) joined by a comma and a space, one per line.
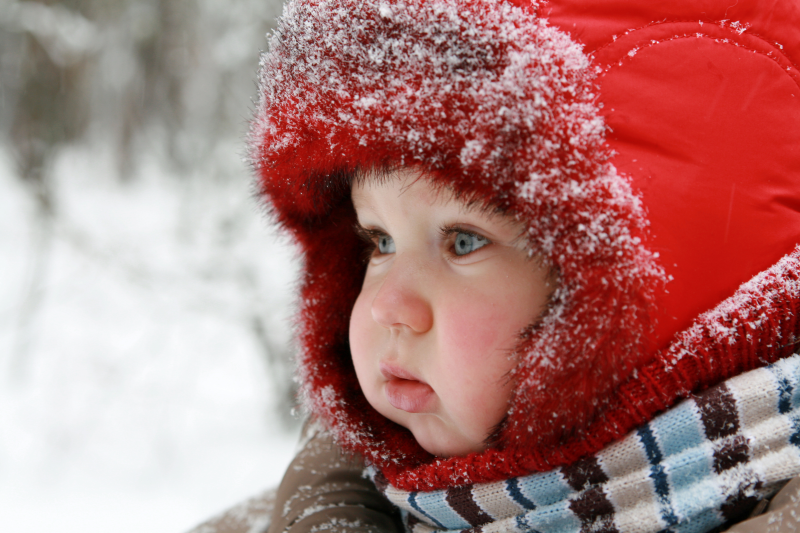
353, 168, 503, 215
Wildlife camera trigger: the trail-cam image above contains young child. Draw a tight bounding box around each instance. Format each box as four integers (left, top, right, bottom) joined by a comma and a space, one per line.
224, 0, 800, 532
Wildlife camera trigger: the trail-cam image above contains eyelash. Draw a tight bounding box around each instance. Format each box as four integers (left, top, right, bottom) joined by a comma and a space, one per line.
355, 226, 385, 263
354, 225, 491, 260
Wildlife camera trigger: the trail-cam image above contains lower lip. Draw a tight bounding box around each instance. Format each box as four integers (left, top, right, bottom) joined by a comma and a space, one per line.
385, 379, 434, 413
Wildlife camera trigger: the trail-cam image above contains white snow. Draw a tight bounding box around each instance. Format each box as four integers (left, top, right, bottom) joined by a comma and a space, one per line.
0, 142, 302, 533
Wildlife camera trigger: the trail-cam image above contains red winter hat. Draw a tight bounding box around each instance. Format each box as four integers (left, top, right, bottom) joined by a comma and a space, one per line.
250, 0, 800, 490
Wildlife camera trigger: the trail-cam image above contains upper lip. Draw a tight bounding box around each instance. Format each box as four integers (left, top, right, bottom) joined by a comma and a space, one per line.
380, 362, 426, 383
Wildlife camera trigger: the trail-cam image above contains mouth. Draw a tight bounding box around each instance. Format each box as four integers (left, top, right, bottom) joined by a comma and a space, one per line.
380, 363, 435, 413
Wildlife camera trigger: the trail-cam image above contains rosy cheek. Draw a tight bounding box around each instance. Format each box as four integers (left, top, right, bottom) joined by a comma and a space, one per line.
450, 298, 510, 351
440, 299, 518, 368
435, 297, 518, 442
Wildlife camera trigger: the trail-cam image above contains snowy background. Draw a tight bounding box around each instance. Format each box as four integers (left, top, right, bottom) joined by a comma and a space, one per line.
0, 1, 303, 532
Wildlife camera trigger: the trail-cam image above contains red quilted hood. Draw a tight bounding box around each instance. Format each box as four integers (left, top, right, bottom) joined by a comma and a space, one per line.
250, 0, 800, 490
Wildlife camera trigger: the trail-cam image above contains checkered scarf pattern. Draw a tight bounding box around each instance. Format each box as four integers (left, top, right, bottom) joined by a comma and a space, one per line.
370, 353, 800, 533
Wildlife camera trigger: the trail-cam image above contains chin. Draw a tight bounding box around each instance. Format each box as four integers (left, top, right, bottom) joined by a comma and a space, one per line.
410, 423, 484, 458
375, 399, 485, 457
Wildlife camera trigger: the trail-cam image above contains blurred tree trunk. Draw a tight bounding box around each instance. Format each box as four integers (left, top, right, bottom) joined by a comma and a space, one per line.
4, 2, 90, 375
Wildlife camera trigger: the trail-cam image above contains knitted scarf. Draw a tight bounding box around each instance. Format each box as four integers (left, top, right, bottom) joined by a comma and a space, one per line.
370, 353, 800, 533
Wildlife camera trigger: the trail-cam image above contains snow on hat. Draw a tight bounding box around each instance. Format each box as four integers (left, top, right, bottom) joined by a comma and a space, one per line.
250, 0, 800, 490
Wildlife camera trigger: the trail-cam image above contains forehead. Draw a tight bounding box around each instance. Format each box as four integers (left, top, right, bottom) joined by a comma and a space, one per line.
351, 169, 503, 220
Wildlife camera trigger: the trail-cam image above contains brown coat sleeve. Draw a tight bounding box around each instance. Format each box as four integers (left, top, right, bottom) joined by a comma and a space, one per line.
724, 477, 800, 533
267, 419, 402, 533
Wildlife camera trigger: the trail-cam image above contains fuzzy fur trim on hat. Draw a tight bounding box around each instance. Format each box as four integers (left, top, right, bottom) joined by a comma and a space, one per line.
250, 0, 665, 482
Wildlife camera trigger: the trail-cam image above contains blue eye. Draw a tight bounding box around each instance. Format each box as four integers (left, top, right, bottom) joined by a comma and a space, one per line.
453, 232, 488, 256
377, 234, 395, 254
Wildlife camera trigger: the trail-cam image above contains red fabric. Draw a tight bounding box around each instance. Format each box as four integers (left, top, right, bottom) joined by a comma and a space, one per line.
538, 0, 800, 350
588, 15, 800, 351
531, 0, 800, 349
252, 0, 800, 491
541, 0, 800, 61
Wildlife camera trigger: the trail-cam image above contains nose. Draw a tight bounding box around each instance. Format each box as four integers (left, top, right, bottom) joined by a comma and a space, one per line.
371, 258, 434, 333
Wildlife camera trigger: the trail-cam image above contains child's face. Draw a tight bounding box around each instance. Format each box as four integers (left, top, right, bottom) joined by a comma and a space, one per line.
349, 170, 554, 457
